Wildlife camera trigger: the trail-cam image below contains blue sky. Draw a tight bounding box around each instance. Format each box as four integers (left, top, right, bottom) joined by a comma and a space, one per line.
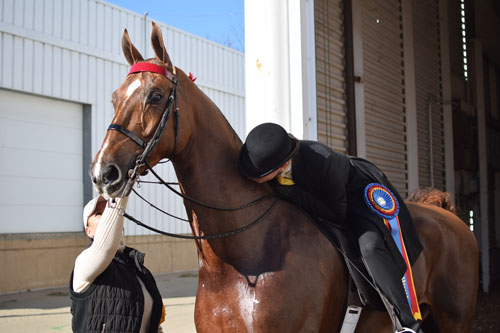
105, 0, 245, 52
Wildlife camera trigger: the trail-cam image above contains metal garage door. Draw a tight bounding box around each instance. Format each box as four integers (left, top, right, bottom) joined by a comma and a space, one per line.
315, 0, 348, 153
413, 0, 445, 190
362, 0, 408, 197
0, 89, 83, 233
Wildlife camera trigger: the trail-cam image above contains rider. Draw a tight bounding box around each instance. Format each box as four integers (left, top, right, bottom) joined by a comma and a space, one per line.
238, 122, 423, 333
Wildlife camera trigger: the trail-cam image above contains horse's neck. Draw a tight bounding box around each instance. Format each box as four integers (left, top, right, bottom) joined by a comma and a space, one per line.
171, 96, 273, 266
173, 96, 265, 213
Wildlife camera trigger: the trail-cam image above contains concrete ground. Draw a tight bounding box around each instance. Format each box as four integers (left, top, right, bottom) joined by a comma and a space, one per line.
0, 270, 198, 333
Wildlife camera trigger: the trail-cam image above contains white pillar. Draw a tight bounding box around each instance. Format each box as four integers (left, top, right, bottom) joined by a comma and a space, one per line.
473, 39, 490, 293
245, 0, 290, 133
244, 0, 316, 139
401, 0, 419, 194
289, 0, 317, 140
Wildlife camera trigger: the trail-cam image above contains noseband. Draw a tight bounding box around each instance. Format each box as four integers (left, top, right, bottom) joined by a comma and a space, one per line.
108, 62, 178, 192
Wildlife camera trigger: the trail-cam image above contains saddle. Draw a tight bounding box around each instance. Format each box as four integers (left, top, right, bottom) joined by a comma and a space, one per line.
311, 216, 386, 312
274, 184, 386, 311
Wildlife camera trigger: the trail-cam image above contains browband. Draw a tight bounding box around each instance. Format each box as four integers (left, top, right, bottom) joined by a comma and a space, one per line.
128, 62, 176, 82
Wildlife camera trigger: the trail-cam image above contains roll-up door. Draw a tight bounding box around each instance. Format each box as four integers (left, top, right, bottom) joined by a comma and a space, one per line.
315, 0, 348, 153
0, 89, 83, 233
413, 0, 445, 190
362, 0, 408, 197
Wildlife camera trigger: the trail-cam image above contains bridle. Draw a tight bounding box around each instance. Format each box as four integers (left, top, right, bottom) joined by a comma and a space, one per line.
106, 62, 277, 239
108, 62, 179, 195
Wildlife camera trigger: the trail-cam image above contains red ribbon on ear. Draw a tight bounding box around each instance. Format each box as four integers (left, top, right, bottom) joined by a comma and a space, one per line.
189, 72, 197, 82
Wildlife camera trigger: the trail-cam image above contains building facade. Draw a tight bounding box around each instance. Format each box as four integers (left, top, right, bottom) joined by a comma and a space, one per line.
245, 0, 500, 292
0, 0, 245, 292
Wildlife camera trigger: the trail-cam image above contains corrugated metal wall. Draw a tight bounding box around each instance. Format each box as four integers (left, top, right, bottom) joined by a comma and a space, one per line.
413, 0, 445, 190
361, 0, 408, 197
0, 0, 245, 236
314, 0, 348, 153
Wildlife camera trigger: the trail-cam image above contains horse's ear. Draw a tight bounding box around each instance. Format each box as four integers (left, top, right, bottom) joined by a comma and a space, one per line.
122, 29, 144, 65
151, 22, 173, 68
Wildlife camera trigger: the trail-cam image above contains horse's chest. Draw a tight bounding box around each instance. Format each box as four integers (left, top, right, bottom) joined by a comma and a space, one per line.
195, 275, 282, 332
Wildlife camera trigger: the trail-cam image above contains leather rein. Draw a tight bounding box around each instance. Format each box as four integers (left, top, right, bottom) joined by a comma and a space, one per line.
107, 62, 277, 240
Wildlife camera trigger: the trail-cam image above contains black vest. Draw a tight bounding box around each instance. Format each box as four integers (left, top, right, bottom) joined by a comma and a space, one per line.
70, 247, 163, 333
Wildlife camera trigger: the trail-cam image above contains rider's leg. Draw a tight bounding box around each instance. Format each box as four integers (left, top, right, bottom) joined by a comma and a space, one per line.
353, 222, 420, 331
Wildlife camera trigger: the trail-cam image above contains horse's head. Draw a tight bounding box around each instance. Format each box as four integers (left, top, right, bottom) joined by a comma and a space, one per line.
90, 22, 192, 198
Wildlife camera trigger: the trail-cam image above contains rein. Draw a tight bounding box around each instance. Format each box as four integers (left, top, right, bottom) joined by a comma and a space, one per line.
107, 62, 277, 239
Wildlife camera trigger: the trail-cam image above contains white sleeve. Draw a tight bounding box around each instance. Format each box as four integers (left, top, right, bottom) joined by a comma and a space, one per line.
72, 197, 128, 293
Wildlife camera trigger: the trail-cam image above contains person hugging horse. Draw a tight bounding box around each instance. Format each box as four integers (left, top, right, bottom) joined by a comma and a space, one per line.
238, 122, 424, 333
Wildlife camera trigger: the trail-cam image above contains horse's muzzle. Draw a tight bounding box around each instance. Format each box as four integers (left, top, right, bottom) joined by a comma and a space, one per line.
90, 162, 125, 198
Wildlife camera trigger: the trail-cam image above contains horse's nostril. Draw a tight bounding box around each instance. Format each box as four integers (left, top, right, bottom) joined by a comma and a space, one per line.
103, 164, 120, 185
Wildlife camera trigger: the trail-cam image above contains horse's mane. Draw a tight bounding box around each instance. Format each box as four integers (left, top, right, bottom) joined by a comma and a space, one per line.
190, 77, 243, 146
407, 187, 456, 214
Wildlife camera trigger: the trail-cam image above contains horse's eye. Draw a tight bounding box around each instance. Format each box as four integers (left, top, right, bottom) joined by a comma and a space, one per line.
149, 92, 163, 104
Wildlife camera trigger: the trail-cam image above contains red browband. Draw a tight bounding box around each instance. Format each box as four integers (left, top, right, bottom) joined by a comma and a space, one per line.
128, 63, 175, 82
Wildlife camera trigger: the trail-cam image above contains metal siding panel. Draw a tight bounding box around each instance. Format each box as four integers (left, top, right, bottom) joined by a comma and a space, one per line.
80, 53, 89, 101
12, 35, 23, 90
0, 33, 9, 87
0, 33, 3, 86
34, 0, 43, 32
24, 0, 34, 30
62, 48, 71, 99
95, 58, 105, 144
2, 0, 14, 24
43, 0, 53, 35
89, 1, 97, 48
71, 51, 80, 100
96, 2, 104, 50
413, 0, 444, 190
53, 0, 62, 38
104, 4, 112, 53
103, 59, 113, 122
71, 0, 80, 42
111, 6, 120, 56
314, 0, 347, 153
13, 0, 23, 26
42, 43, 52, 95
362, 0, 408, 196
87, 56, 96, 103
23, 38, 33, 91
62, 0, 71, 40
80, 0, 89, 46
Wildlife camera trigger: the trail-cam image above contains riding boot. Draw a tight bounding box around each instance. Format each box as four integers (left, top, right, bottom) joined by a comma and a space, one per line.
356, 228, 420, 330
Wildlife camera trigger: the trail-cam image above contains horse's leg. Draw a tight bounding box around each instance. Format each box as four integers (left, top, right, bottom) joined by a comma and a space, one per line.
418, 258, 478, 332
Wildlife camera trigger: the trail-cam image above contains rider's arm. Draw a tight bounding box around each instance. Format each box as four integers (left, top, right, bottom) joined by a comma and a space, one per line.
72, 197, 128, 293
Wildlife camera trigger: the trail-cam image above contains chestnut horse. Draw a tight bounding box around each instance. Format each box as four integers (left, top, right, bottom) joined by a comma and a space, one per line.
90, 22, 478, 332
